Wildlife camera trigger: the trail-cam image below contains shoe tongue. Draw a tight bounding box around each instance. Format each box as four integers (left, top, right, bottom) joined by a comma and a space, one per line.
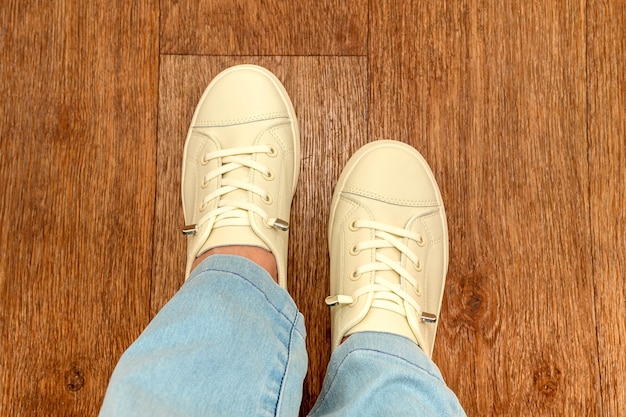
357, 197, 412, 285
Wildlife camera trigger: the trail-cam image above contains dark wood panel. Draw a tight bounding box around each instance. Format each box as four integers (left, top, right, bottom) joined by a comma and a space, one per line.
369, 1, 601, 415
160, 0, 368, 55
587, 1, 626, 416
154, 56, 368, 415
0, 0, 159, 415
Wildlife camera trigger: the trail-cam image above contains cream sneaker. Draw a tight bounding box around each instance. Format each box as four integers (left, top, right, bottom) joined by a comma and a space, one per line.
326, 140, 449, 358
181, 65, 300, 289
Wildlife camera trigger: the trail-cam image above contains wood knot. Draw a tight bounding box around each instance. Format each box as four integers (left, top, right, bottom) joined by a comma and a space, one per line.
445, 271, 501, 342
65, 364, 85, 392
533, 364, 562, 397
459, 277, 489, 322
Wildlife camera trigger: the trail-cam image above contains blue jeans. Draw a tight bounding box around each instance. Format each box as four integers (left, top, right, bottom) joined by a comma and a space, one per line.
100, 255, 466, 416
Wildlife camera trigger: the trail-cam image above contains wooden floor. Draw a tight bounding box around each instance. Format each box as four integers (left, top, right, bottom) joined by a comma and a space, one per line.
1, 1, 624, 416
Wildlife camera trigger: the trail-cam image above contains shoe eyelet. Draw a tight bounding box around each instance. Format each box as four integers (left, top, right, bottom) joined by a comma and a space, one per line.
349, 245, 360, 256
263, 169, 275, 181
199, 201, 208, 212
201, 155, 209, 166
350, 269, 360, 281
201, 178, 209, 189
416, 286, 423, 297
415, 260, 423, 272
348, 219, 359, 232
417, 236, 426, 247
267, 146, 278, 158
263, 194, 273, 204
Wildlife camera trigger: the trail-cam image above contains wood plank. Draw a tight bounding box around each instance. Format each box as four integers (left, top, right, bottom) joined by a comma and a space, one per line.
587, 1, 626, 416
369, 1, 601, 414
0, 1, 159, 415
160, 0, 368, 55
154, 56, 368, 415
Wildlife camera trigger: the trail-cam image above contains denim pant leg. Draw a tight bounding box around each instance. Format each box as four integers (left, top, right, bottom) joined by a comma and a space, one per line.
99, 255, 307, 417
308, 332, 466, 417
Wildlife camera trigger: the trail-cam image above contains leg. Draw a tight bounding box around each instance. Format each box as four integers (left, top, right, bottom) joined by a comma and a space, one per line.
309, 332, 463, 417
315, 141, 466, 416
100, 255, 307, 417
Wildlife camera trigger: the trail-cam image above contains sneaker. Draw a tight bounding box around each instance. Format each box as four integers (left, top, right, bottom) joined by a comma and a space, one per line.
326, 140, 449, 358
181, 65, 300, 289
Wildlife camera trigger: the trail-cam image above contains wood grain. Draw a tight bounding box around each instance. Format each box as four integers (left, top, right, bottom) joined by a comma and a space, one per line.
160, 0, 368, 55
2, 0, 625, 415
154, 56, 368, 415
369, 1, 601, 415
0, 1, 158, 416
587, 1, 626, 416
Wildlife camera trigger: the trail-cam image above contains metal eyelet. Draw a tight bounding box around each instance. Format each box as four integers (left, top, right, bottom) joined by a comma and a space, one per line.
267, 146, 278, 157
201, 155, 209, 166
263, 194, 273, 204
350, 269, 360, 280
349, 245, 360, 256
348, 219, 359, 232
417, 236, 426, 247
263, 169, 275, 180
415, 260, 423, 272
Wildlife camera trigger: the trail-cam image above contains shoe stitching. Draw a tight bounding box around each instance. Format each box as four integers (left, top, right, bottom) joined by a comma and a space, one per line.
268, 124, 291, 207
194, 111, 290, 127
187, 133, 210, 224
274, 314, 301, 416
339, 196, 377, 264
343, 188, 439, 207
332, 198, 366, 347
417, 211, 445, 245
336, 196, 377, 296
259, 123, 293, 214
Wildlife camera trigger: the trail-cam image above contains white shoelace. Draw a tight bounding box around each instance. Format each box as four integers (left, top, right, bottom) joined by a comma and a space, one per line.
183, 145, 289, 235
325, 219, 437, 323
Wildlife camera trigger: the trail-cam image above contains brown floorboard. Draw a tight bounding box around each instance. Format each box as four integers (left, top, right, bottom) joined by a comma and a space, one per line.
1, 0, 624, 416
588, 1, 626, 416
159, 0, 368, 55
0, 0, 158, 416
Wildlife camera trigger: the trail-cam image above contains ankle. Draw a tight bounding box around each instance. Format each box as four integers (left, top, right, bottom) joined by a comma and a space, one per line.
191, 246, 279, 284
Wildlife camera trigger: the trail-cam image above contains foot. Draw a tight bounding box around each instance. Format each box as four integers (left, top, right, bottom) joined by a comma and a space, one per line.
326, 140, 449, 358
181, 65, 300, 289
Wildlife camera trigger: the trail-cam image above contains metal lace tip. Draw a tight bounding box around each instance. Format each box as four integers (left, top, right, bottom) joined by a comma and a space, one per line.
273, 219, 289, 231
182, 224, 197, 236
325, 296, 340, 307
420, 312, 437, 323
325, 295, 353, 307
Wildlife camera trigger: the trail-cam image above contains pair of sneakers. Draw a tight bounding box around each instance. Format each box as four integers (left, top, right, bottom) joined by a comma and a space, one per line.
181, 65, 448, 359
